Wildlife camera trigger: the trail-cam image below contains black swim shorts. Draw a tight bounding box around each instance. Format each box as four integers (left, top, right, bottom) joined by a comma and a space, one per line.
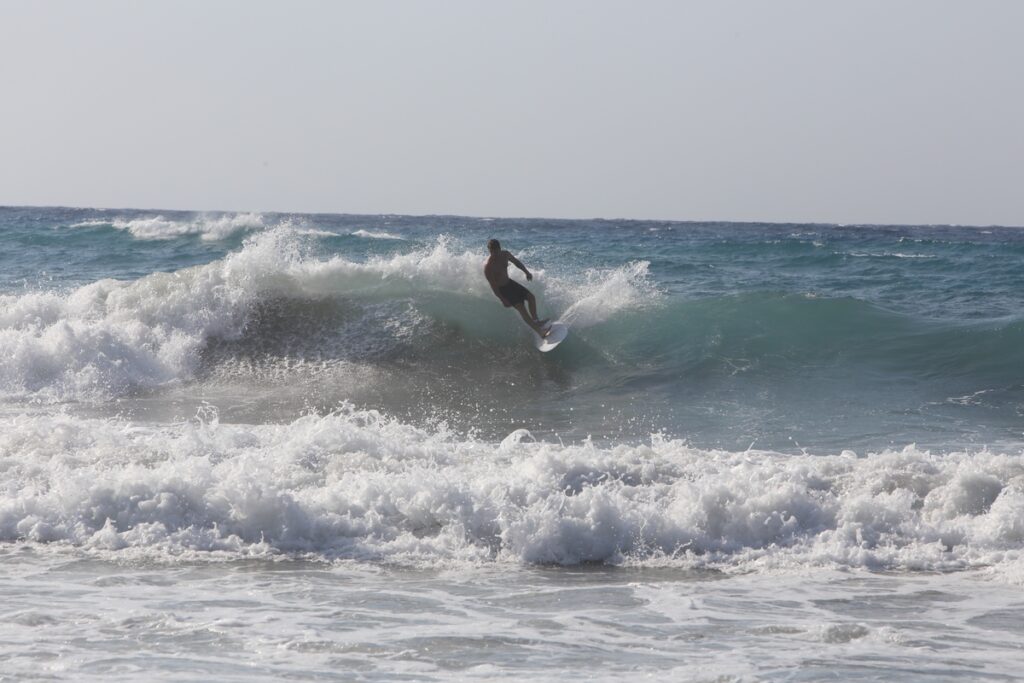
498, 280, 529, 307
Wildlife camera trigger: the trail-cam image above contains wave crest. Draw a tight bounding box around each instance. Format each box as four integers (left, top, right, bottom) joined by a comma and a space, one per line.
72, 213, 267, 240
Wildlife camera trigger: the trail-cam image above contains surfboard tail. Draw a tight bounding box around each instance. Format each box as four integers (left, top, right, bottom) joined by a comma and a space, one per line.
535, 321, 569, 352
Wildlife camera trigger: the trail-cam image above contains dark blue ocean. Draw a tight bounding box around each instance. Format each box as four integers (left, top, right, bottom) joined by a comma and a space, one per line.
1, 206, 1022, 681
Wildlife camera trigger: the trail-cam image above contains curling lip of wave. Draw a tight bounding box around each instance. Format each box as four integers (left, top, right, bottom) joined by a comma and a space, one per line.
1, 408, 1022, 576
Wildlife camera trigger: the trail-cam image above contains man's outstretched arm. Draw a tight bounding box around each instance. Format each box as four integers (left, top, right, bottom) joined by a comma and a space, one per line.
505, 252, 533, 281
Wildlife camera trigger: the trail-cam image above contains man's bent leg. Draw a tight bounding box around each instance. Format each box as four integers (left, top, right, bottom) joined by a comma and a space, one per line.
526, 291, 538, 321
526, 292, 549, 329
513, 303, 548, 337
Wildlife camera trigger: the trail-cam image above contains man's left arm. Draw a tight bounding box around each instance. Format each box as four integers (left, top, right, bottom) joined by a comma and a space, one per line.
506, 252, 533, 281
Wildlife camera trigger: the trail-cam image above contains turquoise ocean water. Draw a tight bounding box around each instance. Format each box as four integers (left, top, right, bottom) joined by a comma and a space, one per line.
1, 207, 1022, 680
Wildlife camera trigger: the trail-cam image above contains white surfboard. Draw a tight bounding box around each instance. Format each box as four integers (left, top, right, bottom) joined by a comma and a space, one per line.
535, 321, 569, 352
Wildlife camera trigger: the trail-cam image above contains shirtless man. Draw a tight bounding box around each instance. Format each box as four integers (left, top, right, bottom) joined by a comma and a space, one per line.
484, 239, 550, 337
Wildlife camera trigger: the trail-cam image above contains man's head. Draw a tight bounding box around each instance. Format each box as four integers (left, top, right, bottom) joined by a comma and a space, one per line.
487, 238, 501, 254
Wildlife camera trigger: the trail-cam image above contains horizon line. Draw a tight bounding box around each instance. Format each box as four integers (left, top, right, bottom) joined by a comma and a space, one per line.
1, 203, 1020, 231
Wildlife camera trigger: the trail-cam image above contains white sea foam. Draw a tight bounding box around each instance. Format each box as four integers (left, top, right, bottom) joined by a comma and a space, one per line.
0, 229, 656, 401
0, 409, 1021, 576
351, 229, 405, 240
72, 213, 267, 240
846, 251, 937, 259
293, 227, 337, 237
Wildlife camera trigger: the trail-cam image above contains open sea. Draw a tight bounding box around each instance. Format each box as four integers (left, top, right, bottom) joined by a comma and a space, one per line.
1, 206, 1022, 681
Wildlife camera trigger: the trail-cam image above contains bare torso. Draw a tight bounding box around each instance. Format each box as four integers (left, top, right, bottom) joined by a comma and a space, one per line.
483, 251, 512, 287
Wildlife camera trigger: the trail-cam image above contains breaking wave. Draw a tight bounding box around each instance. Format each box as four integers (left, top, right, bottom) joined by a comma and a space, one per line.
1, 408, 1021, 578
0, 228, 654, 402
72, 212, 268, 240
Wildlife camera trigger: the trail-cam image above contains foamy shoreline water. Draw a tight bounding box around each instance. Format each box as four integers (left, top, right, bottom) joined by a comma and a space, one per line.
2, 550, 1021, 681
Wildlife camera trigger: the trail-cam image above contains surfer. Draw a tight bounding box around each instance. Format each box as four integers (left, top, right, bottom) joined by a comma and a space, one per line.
484, 239, 551, 337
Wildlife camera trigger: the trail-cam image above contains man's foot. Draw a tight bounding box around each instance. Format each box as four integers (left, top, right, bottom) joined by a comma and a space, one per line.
536, 318, 550, 330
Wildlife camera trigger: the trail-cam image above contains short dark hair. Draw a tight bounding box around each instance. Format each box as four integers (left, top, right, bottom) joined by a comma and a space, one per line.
487, 239, 500, 250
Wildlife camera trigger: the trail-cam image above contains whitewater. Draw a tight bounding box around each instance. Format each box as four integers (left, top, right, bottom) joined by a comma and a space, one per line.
1, 207, 1023, 681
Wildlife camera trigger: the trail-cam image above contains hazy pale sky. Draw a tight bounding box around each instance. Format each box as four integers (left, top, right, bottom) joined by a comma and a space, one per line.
2, 0, 1022, 225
